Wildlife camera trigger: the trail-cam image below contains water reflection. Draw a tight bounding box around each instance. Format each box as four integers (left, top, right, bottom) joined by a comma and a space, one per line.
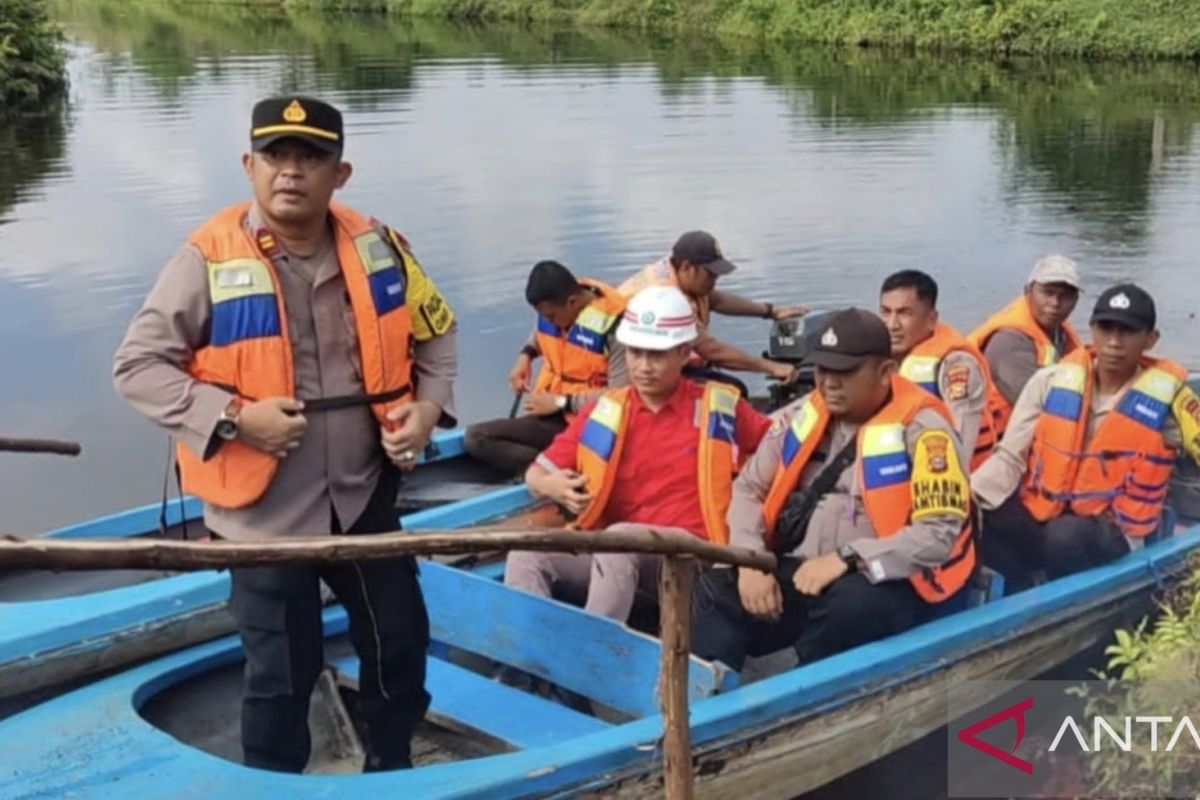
2, 1, 1199, 532
0, 105, 69, 227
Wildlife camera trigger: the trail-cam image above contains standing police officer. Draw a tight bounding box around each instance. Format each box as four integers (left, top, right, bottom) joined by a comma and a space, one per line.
114, 96, 458, 772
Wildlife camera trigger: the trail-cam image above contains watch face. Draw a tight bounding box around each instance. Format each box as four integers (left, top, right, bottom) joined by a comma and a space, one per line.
216, 419, 237, 441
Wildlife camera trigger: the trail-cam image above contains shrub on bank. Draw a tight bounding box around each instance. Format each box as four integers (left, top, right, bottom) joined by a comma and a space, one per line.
277, 0, 1200, 59
1, 0, 67, 115
1072, 556, 1200, 795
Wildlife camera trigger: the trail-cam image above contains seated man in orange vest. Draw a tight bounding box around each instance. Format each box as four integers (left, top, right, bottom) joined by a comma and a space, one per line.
968, 255, 1083, 435
619, 230, 806, 387
466, 260, 627, 475
691, 309, 975, 670
880, 269, 1004, 468
504, 285, 771, 624
972, 284, 1200, 587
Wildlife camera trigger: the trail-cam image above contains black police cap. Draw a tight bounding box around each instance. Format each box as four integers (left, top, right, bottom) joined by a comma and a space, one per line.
250, 96, 343, 154
806, 308, 892, 371
1090, 283, 1157, 332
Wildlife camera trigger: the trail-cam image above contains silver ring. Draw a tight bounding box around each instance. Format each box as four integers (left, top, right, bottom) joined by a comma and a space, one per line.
400, 449, 416, 461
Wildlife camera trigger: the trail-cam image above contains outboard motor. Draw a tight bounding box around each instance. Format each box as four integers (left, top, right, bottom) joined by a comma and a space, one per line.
763, 309, 839, 410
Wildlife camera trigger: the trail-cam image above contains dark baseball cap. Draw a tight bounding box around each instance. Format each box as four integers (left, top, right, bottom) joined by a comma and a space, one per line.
251, 96, 343, 154
671, 231, 736, 276
1089, 283, 1156, 332
806, 308, 892, 370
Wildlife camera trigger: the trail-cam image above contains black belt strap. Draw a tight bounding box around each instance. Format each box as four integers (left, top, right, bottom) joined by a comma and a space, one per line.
212, 383, 412, 414
299, 384, 412, 413
772, 436, 858, 556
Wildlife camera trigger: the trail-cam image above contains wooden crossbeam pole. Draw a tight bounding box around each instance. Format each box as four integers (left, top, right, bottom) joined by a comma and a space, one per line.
659, 555, 696, 800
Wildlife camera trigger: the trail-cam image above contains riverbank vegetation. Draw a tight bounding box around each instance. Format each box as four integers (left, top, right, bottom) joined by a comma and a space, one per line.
1, 0, 67, 115
1074, 557, 1200, 794
246, 0, 1200, 60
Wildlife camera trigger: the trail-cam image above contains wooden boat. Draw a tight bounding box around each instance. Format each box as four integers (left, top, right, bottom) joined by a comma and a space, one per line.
0, 430, 538, 707
2, 505, 1196, 798
0, 309, 832, 709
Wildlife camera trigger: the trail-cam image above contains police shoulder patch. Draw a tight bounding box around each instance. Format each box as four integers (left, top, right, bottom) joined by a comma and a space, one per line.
1172, 386, 1200, 465
909, 428, 968, 521
944, 364, 971, 401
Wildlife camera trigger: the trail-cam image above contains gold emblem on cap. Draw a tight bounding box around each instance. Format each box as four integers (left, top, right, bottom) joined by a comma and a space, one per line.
282, 99, 307, 123
713, 239, 723, 258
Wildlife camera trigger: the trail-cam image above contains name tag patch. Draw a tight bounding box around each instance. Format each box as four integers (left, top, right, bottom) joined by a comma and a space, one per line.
215, 268, 254, 288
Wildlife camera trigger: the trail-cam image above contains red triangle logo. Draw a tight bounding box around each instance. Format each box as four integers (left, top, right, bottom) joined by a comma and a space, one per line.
957, 696, 1035, 775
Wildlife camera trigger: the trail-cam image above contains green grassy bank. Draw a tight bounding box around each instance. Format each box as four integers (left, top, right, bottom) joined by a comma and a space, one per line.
1074, 558, 1200, 793
2, 0, 67, 115
255, 0, 1200, 60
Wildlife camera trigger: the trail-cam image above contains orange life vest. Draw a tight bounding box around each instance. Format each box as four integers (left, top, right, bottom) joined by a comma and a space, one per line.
1021, 348, 1187, 538
532, 279, 626, 401
898, 322, 1003, 469
968, 296, 1082, 435
574, 382, 743, 543
178, 201, 414, 509
761, 376, 975, 603
618, 256, 711, 329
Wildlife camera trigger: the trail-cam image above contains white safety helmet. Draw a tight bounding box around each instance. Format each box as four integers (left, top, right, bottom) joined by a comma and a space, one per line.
616, 286, 699, 350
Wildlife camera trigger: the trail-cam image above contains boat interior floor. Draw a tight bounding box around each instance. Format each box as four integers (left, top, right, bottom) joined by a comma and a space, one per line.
139, 638, 555, 773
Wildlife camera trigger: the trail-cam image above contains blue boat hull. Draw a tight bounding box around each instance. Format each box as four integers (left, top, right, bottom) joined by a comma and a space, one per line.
2, 516, 1197, 799
0, 430, 534, 704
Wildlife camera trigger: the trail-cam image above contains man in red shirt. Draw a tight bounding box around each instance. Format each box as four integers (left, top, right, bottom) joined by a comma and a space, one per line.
505, 285, 771, 623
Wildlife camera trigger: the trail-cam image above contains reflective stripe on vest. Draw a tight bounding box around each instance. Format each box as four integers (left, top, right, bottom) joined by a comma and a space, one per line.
574, 382, 741, 543
1021, 348, 1186, 537
761, 376, 975, 603
533, 279, 626, 401
968, 296, 1082, 436
178, 201, 414, 509
899, 322, 1003, 468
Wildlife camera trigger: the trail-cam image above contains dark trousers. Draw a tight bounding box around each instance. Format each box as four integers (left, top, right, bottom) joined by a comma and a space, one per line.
228, 468, 431, 773
464, 412, 567, 476
981, 496, 1131, 590
690, 562, 928, 671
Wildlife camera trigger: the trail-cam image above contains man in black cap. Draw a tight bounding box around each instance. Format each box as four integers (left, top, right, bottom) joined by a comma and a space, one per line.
114, 95, 459, 772
618, 230, 807, 385
972, 283, 1200, 587
691, 308, 975, 671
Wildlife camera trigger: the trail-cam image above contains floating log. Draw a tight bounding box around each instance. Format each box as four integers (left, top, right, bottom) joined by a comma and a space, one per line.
0, 438, 81, 456
0, 526, 777, 573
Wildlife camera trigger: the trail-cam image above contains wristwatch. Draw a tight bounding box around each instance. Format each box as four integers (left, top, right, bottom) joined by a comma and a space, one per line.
215, 397, 244, 442
555, 395, 568, 412
762, 302, 775, 319
836, 544, 860, 572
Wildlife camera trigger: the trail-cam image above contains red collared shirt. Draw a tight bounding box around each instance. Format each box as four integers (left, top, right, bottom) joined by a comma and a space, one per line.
539, 379, 771, 537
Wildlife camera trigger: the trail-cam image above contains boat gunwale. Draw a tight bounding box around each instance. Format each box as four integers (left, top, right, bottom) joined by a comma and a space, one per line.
3, 525, 1198, 799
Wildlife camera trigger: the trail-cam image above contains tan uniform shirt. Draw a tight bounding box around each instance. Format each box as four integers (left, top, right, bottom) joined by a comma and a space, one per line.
113, 204, 457, 541
927, 349, 987, 458
727, 395, 970, 582
982, 326, 1072, 406
971, 363, 1185, 514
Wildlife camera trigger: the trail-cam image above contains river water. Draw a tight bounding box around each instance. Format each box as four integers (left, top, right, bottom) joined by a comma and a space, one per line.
3, 2, 1200, 538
